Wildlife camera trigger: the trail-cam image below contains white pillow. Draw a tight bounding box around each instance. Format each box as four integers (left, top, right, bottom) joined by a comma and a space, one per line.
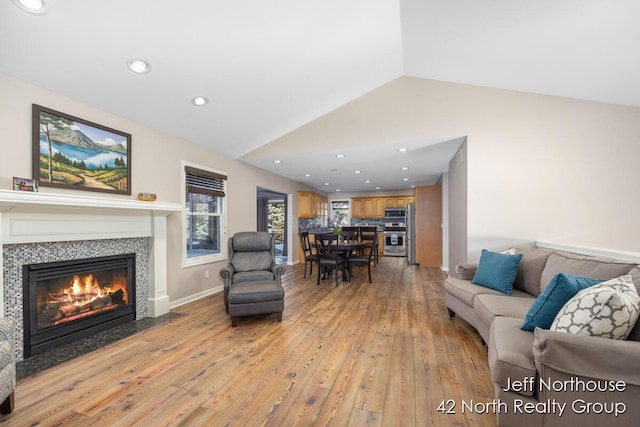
550, 275, 640, 340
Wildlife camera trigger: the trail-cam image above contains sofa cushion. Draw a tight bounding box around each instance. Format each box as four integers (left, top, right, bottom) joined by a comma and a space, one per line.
475, 294, 535, 331
445, 277, 520, 307
512, 248, 552, 296
539, 252, 636, 293
521, 273, 603, 332
628, 266, 640, 341
228, 281, 285, 304
472, 249, 523, 295
488, 316, 536, 397
551, 275, 640, 340
232, 270, 275, 283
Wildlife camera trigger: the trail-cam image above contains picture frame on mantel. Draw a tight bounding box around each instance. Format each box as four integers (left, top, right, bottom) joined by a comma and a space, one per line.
32, 104, 132, 195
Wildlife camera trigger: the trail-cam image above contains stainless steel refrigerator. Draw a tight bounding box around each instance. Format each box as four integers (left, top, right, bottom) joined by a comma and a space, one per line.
406, 203, 417, 264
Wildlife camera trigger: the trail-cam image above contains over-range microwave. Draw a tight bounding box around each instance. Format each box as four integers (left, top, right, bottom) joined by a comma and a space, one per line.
384, 208, 406, 220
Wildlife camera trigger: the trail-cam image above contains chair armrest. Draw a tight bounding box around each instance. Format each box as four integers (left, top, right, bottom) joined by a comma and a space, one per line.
455, 263, 478, 281
0, 318, 15, 342
533, 327, 640, 386
271, 262, 286, 280
219, 264, 235, 287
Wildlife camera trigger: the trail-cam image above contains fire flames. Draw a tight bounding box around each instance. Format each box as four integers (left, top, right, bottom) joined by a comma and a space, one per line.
49, 274, 124, 309
41, 274, 128, 327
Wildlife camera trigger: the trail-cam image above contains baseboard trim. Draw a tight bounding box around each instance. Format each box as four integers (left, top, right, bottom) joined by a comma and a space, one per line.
170, 286, 223, 310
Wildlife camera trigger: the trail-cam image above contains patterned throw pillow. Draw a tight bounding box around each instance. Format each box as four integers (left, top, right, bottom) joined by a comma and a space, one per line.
550, 275, 640, 340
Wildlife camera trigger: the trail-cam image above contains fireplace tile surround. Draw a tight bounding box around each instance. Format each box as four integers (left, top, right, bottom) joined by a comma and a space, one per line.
0, 190, 182, 361
5, 238, 149, 360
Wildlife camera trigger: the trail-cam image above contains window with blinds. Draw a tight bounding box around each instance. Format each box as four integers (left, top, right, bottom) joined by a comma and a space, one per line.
184, 163, 227, 265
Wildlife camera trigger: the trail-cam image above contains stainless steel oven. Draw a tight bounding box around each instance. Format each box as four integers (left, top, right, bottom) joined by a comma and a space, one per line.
383, 222, 406, 257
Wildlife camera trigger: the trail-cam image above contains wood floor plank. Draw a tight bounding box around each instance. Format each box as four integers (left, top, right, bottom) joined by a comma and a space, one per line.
5, 257, 498, 427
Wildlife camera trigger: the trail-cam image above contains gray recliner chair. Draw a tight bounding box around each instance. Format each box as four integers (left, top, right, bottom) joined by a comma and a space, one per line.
0, 318, 15, 415
219, 232, 286, 325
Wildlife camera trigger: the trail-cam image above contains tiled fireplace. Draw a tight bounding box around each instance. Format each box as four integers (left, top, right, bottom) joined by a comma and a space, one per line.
0, 190, 181, 361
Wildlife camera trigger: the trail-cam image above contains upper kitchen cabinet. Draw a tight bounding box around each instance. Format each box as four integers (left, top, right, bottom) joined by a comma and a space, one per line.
353, 195, 414, 218
298, 191, 327, 218
385, 196, 414, 208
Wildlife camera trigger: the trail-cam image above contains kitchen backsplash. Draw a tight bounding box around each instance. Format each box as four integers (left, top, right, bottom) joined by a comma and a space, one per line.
299, 217, 386, 232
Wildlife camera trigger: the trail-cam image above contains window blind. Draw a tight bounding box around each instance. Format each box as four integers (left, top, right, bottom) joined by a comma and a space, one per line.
185, 166, 227, 197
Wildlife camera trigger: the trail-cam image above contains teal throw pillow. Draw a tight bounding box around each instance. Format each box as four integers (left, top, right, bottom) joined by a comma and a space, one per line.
521, 273, 603, 332
471, 249, 523, 295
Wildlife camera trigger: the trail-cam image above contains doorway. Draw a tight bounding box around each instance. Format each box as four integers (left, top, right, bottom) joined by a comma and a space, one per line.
257, 188, 288, 264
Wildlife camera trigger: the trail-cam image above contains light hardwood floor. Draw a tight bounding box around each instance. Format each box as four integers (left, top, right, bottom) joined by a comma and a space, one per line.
4, 257, 497, 426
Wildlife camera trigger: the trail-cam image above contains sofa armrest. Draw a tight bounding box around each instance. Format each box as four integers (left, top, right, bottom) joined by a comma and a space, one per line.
455, 263, 477, 281
533, 328, 640, 386
533, 328, 640, 425
271, 262, 286, 281
0, 319, 14, 342
219, 264, 235, 287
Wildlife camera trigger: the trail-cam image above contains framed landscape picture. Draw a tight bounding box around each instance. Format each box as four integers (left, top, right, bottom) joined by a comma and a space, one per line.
32, 104, 131, 195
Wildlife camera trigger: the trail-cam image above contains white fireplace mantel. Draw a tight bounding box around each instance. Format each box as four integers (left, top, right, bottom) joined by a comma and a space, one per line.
0, 189, 182, 318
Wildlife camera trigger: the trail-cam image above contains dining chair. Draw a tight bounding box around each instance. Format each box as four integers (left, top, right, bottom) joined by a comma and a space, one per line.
360, 228, 379, 267
340, 230, 359, 251
299, 231, 318, 278
348, 231, 378, 283
315, 233, 349, 287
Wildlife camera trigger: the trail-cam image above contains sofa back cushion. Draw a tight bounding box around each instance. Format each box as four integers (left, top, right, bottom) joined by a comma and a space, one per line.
512, 248, 553, 296
539, 252, 637, 293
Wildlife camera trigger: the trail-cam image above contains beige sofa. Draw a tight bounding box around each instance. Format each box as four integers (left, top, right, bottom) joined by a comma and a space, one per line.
445, 246, 640, 427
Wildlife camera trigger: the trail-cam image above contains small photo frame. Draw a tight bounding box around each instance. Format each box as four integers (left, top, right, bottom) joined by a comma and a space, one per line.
13, 177, 38, 192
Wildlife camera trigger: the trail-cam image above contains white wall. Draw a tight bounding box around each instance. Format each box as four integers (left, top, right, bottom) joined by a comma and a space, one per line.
254, 77, 640, 261
0, 73, 306, 304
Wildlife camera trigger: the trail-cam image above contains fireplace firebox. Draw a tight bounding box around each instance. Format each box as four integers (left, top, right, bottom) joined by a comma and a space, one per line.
23, 253, 136, 358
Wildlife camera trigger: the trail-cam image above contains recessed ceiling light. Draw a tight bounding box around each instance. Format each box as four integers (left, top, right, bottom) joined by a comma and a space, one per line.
365, 180, 371, 183
336, 154, 345, 158
401, 166, 410, 170
403, 178, 409, 181
336, 189, 341, 192
191, 96, 208, 106
397, 148, 408, 152
11, 0, 48, 14
273, 160, 282, 164
375, 186, 381, 190
411, 185, 415, 188
354, 170, 361, 174
324, 182, 329, 186
304, 174, 311, 177
128, 59, 151, 74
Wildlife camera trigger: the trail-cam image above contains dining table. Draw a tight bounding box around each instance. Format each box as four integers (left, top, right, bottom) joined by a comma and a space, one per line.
310, 233, 367, 282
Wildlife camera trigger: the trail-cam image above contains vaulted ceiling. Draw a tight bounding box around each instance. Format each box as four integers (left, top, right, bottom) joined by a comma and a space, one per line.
2, 0, 638, 193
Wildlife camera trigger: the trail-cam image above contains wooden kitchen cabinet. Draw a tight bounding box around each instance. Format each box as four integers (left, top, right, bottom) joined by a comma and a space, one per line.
373, 198, 385, 218
395, 196, 413, 208
298, 191, 327, 218
352, 197, 374, 218
351, 198, 364, 218
298, 191, 312, 218
353, 195, 413, 218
